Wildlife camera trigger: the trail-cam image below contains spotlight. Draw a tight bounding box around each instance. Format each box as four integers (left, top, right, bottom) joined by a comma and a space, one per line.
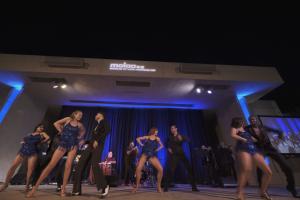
196, 88, 202, 94
207, 90, 212, 94
53, 84, 59, 89
60, 84, 67, 89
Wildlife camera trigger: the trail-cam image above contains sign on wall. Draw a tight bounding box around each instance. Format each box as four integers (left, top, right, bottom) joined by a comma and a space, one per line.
109, 62, 156, 72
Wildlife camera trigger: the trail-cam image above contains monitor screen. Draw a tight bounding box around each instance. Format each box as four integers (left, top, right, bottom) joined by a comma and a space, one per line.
259, 116, 300, 154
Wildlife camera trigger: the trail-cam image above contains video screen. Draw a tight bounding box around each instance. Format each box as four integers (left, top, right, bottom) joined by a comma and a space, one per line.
259, 116, 300, 154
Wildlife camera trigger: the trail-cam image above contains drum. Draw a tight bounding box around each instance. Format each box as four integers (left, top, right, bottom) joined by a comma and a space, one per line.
141, 161, 156, 187
99, 163, 113, 176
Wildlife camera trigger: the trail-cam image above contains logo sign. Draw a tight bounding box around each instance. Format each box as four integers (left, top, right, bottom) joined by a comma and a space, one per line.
109, 62, 156, 72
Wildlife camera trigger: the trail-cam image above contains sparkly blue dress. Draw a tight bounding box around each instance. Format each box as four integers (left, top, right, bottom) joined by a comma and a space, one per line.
142, 138, 159, 158
19, 134, 43, 157
58, 123, 80, 150
235, 131, 261, 155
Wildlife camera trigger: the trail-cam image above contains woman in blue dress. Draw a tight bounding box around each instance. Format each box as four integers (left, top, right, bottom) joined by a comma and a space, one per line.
133, 127, 164, 193
0, 124, 49, 192
231, 117, 272, 200
27, 110, 85, 197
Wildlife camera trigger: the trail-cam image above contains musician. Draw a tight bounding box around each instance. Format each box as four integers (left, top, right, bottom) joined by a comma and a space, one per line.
124, 142, 138, 185
99, 151, 117, 188
101, 151, 117, 176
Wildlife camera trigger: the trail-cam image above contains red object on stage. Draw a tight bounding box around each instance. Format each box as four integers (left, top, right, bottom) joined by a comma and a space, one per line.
99, 157, 116, 176
99, 163, 113, 176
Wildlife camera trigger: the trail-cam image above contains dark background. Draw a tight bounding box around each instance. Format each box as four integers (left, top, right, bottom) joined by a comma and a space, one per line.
1, 9, 299, 114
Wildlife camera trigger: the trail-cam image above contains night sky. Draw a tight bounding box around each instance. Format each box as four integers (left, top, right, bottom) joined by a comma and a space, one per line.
1, 20, 299, 114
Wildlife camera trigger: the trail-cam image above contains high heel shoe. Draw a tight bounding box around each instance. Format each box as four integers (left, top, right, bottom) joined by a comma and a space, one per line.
0, 183, 8, 192
25, 185, 31, 193
157, 185, 162, 193
235, 192, 245, 200
261, 192, 272, 200
132, 185, 139, 193
60, 187, 66, 197
26, 187, 36, 198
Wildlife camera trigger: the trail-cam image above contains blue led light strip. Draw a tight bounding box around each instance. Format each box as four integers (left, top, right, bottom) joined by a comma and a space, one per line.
236, 95, 250, 124
0, 87, 23, 123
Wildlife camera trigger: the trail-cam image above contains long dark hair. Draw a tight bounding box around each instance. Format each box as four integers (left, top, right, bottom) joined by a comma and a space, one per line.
231, 117, 244, 129
33, 123, 45, 132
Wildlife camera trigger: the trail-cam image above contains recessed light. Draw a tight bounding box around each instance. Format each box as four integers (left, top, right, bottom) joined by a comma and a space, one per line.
61, 84, 67, 89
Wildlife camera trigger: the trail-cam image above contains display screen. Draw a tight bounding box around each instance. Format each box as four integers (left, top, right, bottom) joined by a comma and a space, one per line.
259, 116, 300, 154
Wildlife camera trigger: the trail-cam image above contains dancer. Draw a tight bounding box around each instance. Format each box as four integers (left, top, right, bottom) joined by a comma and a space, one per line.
26, 110, 85, 197
245, 115, 299, 198
124, 141, 138, 185
0, 124, 49, 192
164, 125, 198, 192
31, 134, 65, 192
133, 127, 164, 193
231, 117, 272, 200
72, 112, 111, 198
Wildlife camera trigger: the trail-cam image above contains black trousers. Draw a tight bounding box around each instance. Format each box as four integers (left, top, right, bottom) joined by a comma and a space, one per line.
164, 152, 196, 190
73, 144, 107, 193
31, 155, 50, 185
203, 163, 215, 184
124, 158, 136, 184
32, 154, 65, 186
257, 148, 295, 189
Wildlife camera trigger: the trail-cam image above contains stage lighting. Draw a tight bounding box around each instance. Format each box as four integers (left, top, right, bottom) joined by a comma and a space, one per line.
196, 88, 202, 94
53, 84, 59, 89
207, 90, 212, 94
61, 84, 67, 89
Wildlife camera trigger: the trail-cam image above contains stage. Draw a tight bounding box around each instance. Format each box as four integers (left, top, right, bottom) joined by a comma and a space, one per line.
0, 184, 296, 200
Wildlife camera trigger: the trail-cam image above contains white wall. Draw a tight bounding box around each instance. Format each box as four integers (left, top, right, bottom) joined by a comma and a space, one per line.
249, 100, 282, 116
0, 89, 48, 181
216, 95, 244, 146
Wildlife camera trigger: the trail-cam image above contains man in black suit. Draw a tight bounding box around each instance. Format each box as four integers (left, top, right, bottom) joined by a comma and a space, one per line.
72, 112, 111, 198
164, 125, 198, 192
245, 115, 299, 198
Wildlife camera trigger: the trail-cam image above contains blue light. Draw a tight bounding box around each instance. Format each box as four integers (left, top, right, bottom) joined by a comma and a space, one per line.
236, 83, 275, 122
0, 87, 23, 123
236, 95, 250, 124
0, 72, 24, 123
275, 118, 289, 133
286, 118, 299, 134
66, 100, 208, 110
0, 72, 24, 90
236, 82, 272, 98
264, 156, 270, 165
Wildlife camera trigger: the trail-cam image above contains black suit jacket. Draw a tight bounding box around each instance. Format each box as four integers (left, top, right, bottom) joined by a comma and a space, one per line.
90, 120, 111, 145
245, 125, 282, 150
166, 133, 189, 155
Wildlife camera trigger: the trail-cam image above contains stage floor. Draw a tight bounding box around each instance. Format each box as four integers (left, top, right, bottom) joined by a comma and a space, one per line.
0, 184, 297, 200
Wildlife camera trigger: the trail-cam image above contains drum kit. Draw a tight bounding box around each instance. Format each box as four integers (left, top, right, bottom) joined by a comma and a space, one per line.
140, 161, 156, 187
99, 162, 113, 176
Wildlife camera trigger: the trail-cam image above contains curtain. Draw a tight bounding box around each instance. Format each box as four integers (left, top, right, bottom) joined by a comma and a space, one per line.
60, 106, 218, 183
